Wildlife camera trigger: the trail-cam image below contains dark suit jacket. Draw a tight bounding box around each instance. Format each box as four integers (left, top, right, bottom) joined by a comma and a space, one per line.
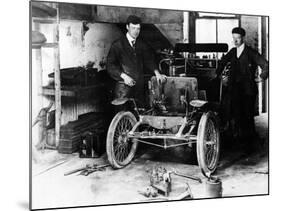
106, 35, 158, 83
216, 45, 268, 95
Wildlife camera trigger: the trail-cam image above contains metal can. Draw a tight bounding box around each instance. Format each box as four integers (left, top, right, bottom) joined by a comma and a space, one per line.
204, 177, 222, 198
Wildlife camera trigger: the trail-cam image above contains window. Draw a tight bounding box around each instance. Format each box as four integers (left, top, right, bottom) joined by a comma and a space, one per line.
195, 13, 239, 57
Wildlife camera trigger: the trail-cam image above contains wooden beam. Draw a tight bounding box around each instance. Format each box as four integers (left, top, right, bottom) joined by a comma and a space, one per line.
54, 3, 61, 147
188, 12, 196, 43
94, 5, 183, 24
35, 48, 43, 103
41, 87, 75, 97
33, 18, 57, 24
59, 3, 92, 21
261, 16, 268, 113
33, 22, 43, 124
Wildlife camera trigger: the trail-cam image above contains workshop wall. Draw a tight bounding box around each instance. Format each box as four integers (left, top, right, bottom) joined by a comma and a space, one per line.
94, 5, 184, 47
32, 2, 185, 147
39, 21, 123, 72
155, 23, 183, 46
241, 15, 259, 50
59, 22, 123, 70
33, 10, 261, 129
94, 6, 183, 24
34, 21, 123, 127
33, 7, 185, 128
240, 15, 262, 113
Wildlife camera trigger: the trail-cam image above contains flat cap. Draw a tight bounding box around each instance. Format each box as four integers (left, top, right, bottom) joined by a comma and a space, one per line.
232, 27, 246, 36
126, 15, 142, 25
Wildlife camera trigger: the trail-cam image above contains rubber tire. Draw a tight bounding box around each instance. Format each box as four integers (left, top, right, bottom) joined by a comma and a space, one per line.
197, 111, 220, 177
106, 111, 138, 169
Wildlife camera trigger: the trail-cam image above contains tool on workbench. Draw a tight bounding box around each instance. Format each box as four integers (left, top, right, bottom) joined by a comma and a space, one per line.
172, 171, 202, 183
64, 164, 109, 176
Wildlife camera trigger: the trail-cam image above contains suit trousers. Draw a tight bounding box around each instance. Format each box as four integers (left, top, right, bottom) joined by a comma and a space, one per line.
230, 82, 257, 140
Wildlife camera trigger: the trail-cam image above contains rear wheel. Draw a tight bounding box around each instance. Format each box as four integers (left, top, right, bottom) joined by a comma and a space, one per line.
197, 111, 220, 177
106, 111, 138, 169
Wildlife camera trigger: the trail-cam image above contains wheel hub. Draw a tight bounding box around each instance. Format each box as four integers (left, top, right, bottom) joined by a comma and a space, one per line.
206, 140, 215, 145
117, 131, 129, 144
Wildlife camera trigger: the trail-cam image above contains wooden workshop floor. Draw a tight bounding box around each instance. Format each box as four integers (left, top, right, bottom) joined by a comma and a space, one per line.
31, 114, 269, 210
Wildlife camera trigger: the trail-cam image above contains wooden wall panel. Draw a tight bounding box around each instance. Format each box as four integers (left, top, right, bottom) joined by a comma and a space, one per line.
94, 5, 183, 24
241, 16, 259, 50
155, 23, 183, 45
59, 3, 92, 21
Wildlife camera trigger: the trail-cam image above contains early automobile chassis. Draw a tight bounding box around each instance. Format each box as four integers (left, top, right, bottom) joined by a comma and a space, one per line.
106, 43, 228, 177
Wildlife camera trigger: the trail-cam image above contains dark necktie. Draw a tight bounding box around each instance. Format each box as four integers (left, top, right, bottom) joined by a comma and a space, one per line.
131, 40, 136, 50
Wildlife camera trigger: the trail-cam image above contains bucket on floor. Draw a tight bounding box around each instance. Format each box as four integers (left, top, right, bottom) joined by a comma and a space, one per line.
46, 129, 56, 146
204, 177, 222, 198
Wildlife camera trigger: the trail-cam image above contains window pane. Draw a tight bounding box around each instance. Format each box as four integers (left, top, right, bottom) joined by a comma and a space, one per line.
196, 19, 216, 43
217, 19, 239, 50
198, 12, 237, 18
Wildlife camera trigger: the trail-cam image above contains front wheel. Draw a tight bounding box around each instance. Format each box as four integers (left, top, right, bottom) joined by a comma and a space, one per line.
197, 111, 220, 177
106, 111, 138, 169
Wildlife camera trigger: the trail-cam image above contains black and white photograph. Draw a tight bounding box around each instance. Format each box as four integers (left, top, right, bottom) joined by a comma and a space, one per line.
30, 0, 269, 210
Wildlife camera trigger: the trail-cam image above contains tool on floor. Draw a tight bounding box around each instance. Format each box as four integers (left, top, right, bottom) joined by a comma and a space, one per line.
64, 164, 109, 176
140, 183, 193, 201
171, 171, 202, 183
34, 159, 69, 177
138, 186, 158, 198
170, 182, 193, 200
149, 166, 172, 197
141, 166, 195, 201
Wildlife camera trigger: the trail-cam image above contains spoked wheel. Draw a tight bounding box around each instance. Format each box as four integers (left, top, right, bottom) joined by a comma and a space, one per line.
106, 111, 138, 169
197, 111, 220, 177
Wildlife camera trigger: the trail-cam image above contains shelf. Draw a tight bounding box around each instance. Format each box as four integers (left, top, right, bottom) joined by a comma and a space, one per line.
32, 44, 43, 49
41, 87, 75, 97
32, 42, 58, 49
32, 2, 62, 145
41, 84, 105, 97
33, 18, 57, 24
42, 42, 59, 48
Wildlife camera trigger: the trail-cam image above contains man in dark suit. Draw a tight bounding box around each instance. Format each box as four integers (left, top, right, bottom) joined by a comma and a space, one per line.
107, 15, 166, 107
216, 27, 268, 151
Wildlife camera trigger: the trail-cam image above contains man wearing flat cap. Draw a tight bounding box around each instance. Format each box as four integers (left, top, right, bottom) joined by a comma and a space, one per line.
107, 15, 166, 106
216, 27, 268, 152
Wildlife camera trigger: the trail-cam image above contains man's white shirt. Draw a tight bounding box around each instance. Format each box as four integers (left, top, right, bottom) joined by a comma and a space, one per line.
236, 43, 245, 58
126, 32, 136, 47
